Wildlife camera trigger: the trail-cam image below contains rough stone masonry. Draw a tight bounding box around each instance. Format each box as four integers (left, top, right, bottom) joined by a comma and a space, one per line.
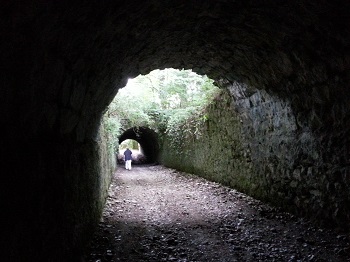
1, 1, 350, 260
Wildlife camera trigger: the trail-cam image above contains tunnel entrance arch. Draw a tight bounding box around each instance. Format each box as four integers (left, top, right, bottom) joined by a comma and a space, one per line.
119, 127, 160, 164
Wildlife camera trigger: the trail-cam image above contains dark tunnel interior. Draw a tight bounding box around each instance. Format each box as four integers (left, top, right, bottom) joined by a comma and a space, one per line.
1, 0, 350, 260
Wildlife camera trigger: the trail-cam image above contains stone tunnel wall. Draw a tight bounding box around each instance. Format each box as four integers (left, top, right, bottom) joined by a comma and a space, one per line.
63, 123, 116, 258
159, 87, 350, 230
2, 122, 115, 261
159, 90, 250, 187
2, 0, 350, 260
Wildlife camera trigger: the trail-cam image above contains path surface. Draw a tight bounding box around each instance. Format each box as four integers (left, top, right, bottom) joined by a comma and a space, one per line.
86, 165, 349, 261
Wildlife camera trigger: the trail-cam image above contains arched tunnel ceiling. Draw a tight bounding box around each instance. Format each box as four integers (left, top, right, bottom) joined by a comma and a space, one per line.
2, 1, 349, 139
2, 2, 350, 260
119, 127, 159, 163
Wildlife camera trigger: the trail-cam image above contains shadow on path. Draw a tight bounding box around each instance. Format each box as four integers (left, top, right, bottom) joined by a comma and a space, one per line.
86, 165, 349, 261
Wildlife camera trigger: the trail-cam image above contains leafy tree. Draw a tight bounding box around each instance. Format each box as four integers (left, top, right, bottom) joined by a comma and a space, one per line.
104, 68, 220, 145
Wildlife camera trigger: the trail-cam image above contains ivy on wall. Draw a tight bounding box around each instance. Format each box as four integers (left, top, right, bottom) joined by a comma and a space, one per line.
103, 68, 220, 148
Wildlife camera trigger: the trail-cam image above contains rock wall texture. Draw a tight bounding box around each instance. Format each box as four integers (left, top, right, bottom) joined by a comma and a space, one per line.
229, 83, 350, 229
2, 123, 115, 261
1, 0, 350, 260
159, 87, 350, 230
160, 90, 248, 184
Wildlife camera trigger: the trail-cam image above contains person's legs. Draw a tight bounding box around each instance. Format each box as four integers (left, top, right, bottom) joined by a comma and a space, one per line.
126, 160, 131, 170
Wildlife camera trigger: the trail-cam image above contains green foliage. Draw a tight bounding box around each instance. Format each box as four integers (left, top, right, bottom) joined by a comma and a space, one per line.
164, 106, 211, 152
150, 68, 218, 110
103, 113, 121, 151
120, 139, 139, 150
103, 68, 220, 148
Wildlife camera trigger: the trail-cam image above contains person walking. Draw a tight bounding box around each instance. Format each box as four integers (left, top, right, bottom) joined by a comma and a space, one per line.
123, 148, 132, 170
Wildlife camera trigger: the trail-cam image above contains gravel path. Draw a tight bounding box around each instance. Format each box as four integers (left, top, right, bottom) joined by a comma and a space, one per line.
86, 165, 349, 261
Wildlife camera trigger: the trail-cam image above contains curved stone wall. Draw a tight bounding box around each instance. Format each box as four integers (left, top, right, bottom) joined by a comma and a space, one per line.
160, 86, 350, 230
1, 0, 350, 260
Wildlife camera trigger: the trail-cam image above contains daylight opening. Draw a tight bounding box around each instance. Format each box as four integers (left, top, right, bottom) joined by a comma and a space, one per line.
117, 139, 146, 165
104, 68, 219, 164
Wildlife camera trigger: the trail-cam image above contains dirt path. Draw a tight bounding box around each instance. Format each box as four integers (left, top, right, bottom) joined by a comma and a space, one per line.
86, 165, 349, 262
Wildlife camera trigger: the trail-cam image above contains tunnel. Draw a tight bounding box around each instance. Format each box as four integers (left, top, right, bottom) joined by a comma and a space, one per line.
1, 0, 350, 260
119, 127, 160, 164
